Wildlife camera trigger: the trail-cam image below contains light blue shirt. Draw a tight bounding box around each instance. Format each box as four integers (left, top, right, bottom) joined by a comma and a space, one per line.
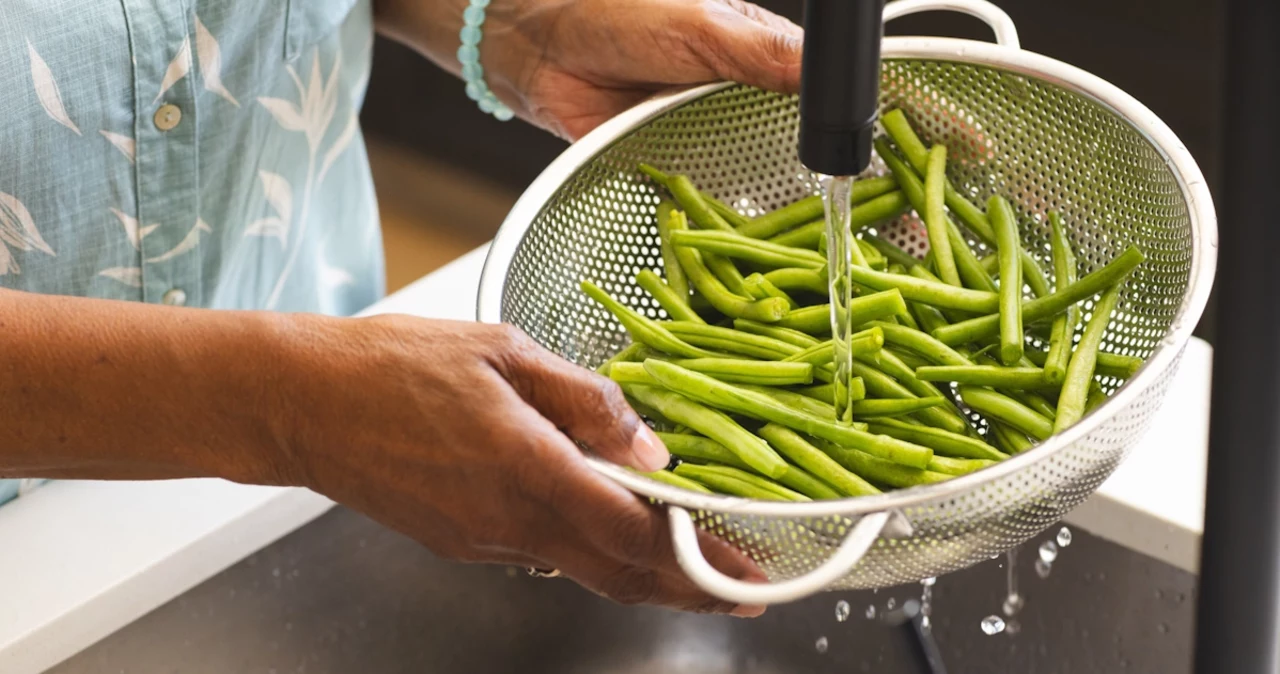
1, 0, 384, 506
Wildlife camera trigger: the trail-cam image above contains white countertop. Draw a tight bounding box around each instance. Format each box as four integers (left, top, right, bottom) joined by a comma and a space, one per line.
0, 243, 1212, 673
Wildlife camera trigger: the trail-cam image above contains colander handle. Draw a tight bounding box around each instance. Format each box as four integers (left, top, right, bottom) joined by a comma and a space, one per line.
668, 506, 892, 605
883, 0, 1021, 49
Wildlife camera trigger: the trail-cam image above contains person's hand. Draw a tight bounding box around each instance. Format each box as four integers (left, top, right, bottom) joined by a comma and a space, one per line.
377, 0, 802, 140
282, 315, 766, 616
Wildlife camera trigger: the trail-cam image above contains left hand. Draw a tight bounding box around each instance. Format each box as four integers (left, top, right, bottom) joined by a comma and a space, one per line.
377, 0, 803, 140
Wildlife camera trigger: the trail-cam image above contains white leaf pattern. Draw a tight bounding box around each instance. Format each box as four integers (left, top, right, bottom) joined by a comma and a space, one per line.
257, 97, 308, 132
109, 208, 158, 250
258, 171, 293, 224
0, 192, 56, 256
0, 245, 18, 276
194, 16, 240, 107
97, 266, 143, 287
146, 218, 212, 263
244, 217, 288, 243
317, 112, 358, 184
155, 37, 192, 104
99, 131, 136, 164
27, 40, 81, 135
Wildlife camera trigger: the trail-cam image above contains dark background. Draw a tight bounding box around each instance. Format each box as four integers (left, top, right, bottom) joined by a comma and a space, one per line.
359, 0, 1223, 342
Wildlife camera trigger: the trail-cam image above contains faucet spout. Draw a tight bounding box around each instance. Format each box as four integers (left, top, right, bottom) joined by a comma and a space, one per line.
798, 0, 886, 176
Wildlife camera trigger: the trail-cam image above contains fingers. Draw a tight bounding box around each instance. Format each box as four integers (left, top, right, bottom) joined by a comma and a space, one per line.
696, 1, 803, 94
491, 325, 668, 471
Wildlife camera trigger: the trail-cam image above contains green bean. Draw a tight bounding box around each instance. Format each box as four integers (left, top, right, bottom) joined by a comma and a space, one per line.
867, 321, 970, 367
582, 281, 714, 359
1043, 212, 1080, 384
1023, 348, 1144, 380
690, 463, 817, 501
988, 422, 1035, 455
964, 350, 1061, 419
783, 328, 885, 366
1055, 284, 1124, 433
933, 246, 1145, 346
636, 269, 703, 324
775, 290, 908, 335
737, 385, 842, 420
671, 229, 826, 270
989, 196, 1025, 365
663, 322, 801, 360
657, 432, 752, 469
916, 366, 1052, 389
980, 253, 999, 276
642, 361, 934, 468
759, 424, 881, 497
609, 362, 661, 386
887, 347, 930, 371
673, 455, 844, 501
763, 267, 827, 295
846, 264, 999, 313
732, 319, 820, 348
673, 463, 806, 501
850, 397, 947, 418
865, 417, 1008, 461
811, 437, 952, 489
766, 191, 911, 249
640, 164, 751, 229
858, 239, 887, 269
910, 301, 951, 335
743, 273, 799, 310
1086, 382, 1110, 412
624, 384, 788, 477
633, 468, 714, 494
596, 342, 648, 375
877, 117, 1051, 297
672, 358, 814, 386
654, 200, 693, 303
668, 175, 734, 232
795, 382, 863, 406
958, 386, 1054, 441
923, 145, 961, 286
736, 177, 900, 240
703, 253, 750, 296
864, 234, 921, 269
848, 360, 967, 435
927, 455, 998, 477
667, 212, 789, 322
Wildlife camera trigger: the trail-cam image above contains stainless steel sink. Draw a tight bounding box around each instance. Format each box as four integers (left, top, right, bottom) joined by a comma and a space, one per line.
50, 508, 1196, 673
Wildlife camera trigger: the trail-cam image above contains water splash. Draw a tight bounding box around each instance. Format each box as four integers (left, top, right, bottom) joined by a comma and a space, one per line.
981, 615, 1007, 635
1039, 540, 1060, 564
1003, 547, 1024, 617
920, 577, 936, 630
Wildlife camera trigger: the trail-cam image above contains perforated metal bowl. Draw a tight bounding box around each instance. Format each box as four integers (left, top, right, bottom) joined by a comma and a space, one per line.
477, 0, 1216, 604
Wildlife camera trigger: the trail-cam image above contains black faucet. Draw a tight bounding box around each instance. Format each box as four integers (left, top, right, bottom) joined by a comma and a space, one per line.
797, 0, 887, 177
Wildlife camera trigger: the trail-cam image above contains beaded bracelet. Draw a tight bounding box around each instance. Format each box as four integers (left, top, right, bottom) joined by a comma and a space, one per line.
458, 0, 514, 121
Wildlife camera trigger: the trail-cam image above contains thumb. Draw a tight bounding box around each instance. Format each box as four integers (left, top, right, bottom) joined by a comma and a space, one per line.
500, 342, 670, 472
696, 2, 804, 94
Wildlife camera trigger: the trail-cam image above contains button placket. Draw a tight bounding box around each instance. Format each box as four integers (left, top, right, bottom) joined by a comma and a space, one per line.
129, 3, 204, 307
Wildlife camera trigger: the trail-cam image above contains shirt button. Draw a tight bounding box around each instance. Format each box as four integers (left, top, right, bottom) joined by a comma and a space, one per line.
162, 289, 187, 306
154, 104, 182, 131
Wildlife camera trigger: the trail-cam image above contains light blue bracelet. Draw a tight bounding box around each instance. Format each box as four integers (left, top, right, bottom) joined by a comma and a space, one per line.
458, 0, 514, 121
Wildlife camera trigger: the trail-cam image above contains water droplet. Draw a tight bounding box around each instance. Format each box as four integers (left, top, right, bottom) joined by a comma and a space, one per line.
815, 636, 829, 654
1003, 593, 1025, 616
1057, 527, 1073, 547
835, 600, 851, 622
1005, 619, 1022, 635
886, 598, 896, 610
1158, 622, 1170, 634
865, 605, 877, 619
1035, 559, 1053, 579
981, 615, 1007, 635
921, 576, 938, 588
1039, 541, 1059, 563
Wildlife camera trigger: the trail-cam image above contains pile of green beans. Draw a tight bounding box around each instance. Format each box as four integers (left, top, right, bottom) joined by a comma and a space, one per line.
581, 113, 1148, 501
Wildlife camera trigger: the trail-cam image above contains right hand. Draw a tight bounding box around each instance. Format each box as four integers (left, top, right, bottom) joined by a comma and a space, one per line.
277, 315, 766, 616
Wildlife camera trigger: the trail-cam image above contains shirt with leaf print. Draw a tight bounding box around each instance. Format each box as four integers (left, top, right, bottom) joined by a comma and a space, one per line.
0, 0, 384, 506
